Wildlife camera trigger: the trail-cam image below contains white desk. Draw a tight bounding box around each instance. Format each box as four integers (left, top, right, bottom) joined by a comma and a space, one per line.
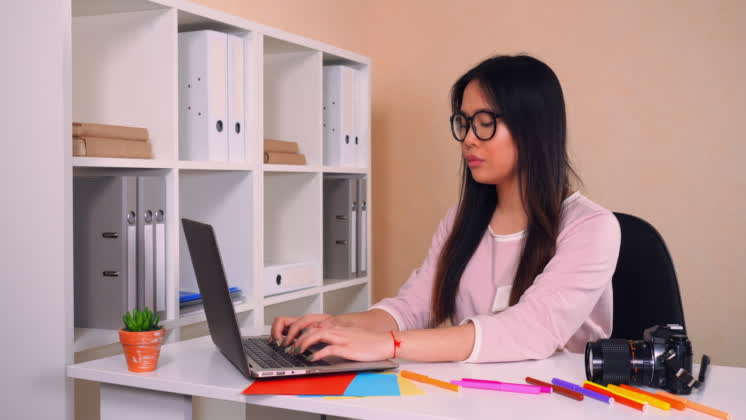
68, 335, 745, 420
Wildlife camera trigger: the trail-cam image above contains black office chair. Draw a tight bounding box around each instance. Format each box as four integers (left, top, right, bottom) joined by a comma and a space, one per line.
610, 212, 686, 339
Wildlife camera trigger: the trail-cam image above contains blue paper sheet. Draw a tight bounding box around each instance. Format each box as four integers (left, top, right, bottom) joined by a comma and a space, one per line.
343, 372, 400, 397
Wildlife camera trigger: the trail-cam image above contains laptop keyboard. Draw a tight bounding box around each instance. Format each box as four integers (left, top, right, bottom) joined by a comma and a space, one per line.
242, 337, 331, 369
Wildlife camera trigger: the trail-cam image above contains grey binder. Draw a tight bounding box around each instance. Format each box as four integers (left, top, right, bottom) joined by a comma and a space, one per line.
323, 175, 358, 279
137, 176, 167, 312
74, 176, 138, 329
356, 177, 367, 277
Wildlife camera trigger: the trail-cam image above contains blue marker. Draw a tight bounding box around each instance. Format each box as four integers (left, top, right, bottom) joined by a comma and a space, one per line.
551, 378, 614, 405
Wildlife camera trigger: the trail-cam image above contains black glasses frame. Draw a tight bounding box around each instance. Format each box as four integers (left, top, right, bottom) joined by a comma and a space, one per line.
450, 110, 502, 142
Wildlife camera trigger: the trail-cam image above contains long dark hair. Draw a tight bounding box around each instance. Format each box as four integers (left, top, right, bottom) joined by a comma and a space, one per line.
432, 54, 579, 326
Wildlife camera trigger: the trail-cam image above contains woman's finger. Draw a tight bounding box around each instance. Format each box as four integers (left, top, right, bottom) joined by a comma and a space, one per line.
295, 328, 347, 354
270, 316, 298, 342
292, 326, 325, 352
284, 314, 330, 346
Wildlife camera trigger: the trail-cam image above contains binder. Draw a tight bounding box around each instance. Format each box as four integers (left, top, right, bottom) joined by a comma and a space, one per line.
179, 30, 229, 161
74, 176, 138, 329
356, 177, 367, 277
323, 175, 358, 279
227, 34, 245, 162
323, 66, 358, 167
137, 176, 166, 312
353, 70, 366, 168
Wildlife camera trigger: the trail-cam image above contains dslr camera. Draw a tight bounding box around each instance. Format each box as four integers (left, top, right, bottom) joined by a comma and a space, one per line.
585, 324, 709, 395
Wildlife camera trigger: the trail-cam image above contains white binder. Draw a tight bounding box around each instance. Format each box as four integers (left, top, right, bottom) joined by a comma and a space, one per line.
323, 65, 358, 167
353, 68, 366, 168
227, 34, 245, 162
356, 177, 367, 277
137, 176, 167, 312
179, 30, 229, 161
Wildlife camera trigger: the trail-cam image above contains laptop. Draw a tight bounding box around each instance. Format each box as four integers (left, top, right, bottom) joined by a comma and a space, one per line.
181, 218, 398, 379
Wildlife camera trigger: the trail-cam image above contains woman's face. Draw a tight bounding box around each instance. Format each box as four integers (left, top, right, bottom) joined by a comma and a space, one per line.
459, 80, 518, 186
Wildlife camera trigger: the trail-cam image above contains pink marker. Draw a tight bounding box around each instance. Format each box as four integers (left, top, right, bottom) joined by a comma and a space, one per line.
451, 380, 543, 394
462, 378, 552, 393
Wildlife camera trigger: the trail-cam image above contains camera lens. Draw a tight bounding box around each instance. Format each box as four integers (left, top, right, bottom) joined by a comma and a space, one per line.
585, 338, 655, 386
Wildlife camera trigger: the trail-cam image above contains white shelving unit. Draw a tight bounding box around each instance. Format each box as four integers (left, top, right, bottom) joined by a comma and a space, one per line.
71, 0, 372, 354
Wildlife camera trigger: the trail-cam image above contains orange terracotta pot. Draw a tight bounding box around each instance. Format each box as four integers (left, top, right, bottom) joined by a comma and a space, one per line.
119, 328, 164, 372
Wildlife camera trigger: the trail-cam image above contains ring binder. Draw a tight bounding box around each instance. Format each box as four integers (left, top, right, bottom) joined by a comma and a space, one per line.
323, 174, 367, 280
138, 176, 167, 312
179, 30, 246, 162
179, 30, 229, 161
74, 176, 138, 329
323, 65, 363, 167
74, 175, 168, 329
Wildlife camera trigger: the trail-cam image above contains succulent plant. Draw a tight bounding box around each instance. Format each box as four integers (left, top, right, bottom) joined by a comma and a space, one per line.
122, 307, 161, 332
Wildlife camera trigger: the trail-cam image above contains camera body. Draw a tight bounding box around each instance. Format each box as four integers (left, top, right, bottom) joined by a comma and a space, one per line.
585, 324, 694, 394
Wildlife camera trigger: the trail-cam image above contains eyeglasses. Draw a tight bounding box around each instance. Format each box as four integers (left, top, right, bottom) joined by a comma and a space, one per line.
450, 110, 502, 142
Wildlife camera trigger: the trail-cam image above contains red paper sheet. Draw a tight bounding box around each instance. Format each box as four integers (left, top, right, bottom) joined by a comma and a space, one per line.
242, 373, 357, 395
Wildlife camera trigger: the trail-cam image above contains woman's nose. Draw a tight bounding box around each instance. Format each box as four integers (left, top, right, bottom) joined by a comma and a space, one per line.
462, 125, 480, 148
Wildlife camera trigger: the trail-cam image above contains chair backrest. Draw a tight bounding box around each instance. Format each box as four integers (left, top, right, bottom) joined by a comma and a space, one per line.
610, 212, 686, 339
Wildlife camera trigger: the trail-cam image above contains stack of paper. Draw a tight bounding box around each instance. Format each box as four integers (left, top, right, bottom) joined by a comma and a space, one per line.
242, 371, 424, 398
264, 139, 306, 165
73, 122, 153, 159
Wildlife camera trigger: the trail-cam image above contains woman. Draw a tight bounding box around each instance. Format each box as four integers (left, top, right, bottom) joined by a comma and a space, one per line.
270, 54, 621, 363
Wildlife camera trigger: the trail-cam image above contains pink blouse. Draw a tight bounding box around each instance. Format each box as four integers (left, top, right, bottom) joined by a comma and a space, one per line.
370, 192, 621, 363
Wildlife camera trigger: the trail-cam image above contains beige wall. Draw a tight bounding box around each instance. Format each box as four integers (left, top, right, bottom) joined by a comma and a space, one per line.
195, 0, 746, 367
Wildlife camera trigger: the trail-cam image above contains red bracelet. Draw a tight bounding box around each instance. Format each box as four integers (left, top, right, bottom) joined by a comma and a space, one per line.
389, 331, 401, 358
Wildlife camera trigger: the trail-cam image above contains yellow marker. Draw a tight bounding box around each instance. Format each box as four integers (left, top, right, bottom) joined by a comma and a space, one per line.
583, 381, 649, 406
607, 384, 670, 410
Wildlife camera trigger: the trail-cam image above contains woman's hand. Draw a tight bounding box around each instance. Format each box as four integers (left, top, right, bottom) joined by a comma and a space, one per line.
270, 313, 352, 346
293, 325, 394, 362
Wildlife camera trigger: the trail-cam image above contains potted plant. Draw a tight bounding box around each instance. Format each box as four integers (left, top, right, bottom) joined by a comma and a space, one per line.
119, 307, 164, 372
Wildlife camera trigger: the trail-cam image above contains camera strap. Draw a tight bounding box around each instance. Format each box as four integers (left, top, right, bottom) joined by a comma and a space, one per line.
661, 351, 711, 392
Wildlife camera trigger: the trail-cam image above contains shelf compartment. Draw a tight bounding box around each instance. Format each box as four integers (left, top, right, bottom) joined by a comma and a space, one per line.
323, 282, 370, 316
263, 172, 322, 271
72, 168, 177, 332
264, 294, 322, 328
264, 37, 322, 167
179, 170, 254, 317
72, 8, 178, 161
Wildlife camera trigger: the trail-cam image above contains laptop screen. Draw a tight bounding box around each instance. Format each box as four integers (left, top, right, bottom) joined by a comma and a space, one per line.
181, 218, 251, 378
